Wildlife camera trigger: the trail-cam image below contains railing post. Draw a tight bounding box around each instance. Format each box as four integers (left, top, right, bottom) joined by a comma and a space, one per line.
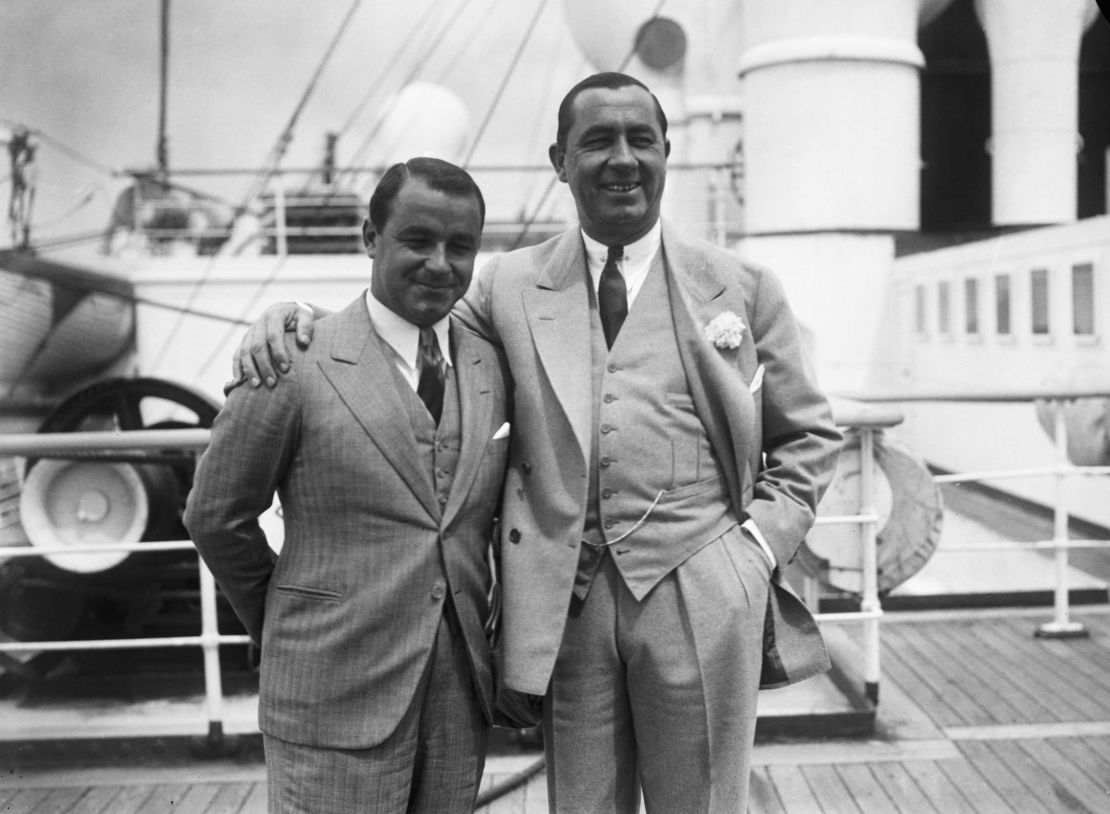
198, 555, 229, 744
859, 428, 882, 704
1036, 399, 1088, 639
274, 181, 288, 257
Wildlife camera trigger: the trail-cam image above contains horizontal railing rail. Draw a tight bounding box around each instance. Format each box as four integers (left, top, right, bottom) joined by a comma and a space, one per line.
840, 386, 1110, 639
0, 412, 892, 735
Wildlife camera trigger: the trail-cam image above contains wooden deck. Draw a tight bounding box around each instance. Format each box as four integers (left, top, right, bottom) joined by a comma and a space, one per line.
2, 605, 1108, 813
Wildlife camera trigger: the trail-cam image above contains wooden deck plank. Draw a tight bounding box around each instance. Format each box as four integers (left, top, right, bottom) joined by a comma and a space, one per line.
798, 764, 861, 813
955, 740, 1057, 814
879, 631, 979, 726
888, 623, 1020, 725
236, 781, 267, 814
959, 617, 1104, 721
134, 782, 189, 813
195, 782, 255, 814
4, 788, 50, 814
984, 619, 1110, 719
765, 764, 821, 811
910, 755, 1007, 812
1018, 737, 1110, 814
65, 786, 121, 814
865, 762, 940, 813
747, 766, 786, 814
98, 783, 157, 814
1052, 735, 1110, 790
832, 763, 896, 813
27, 786, 85, 813
876, 642, 964, 728
997, 615, 1110, 696
984, 739, 1083, 813
181, 783, 223, 814
919, 618, 1065, 722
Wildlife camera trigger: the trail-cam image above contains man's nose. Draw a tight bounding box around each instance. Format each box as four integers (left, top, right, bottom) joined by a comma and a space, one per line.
426, 244, 451, 272
608, 137, 636, 166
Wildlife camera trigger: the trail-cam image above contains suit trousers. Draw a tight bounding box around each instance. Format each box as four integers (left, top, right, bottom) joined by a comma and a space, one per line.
544, 524, 770, 814
264, 608, 488, 814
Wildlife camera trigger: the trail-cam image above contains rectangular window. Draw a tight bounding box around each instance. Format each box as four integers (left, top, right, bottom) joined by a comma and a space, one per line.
938, 281, 951, 335
915, 284, 926, 334
1073, 262, 1095, 336
964, 278, 979, 335
995, 274, 1011, 335
1031, 268, 1050, 335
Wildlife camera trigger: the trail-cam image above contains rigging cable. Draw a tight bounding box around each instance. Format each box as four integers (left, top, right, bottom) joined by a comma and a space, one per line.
238, 0, 364, 210
344, 0, 476, 185
461, 0, 551, 168
147, 0, 365, 372
334, 0, 444, 139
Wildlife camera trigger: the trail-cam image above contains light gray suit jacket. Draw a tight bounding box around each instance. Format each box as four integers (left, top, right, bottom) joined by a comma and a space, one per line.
456, 223, 842, 695
185, 296, 510, 747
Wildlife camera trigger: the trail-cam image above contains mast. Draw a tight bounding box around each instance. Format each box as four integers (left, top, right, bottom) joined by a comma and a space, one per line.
157, 0, 170, 174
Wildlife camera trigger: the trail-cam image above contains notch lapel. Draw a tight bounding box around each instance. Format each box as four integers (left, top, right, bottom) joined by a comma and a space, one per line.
521, 231, 593, 459
317, 298, 440, 520
663, 225, 756, 509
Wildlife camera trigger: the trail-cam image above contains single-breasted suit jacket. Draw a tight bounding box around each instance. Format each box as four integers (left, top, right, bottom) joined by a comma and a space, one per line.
184, 296, 510, 748
456, 223, 842, 696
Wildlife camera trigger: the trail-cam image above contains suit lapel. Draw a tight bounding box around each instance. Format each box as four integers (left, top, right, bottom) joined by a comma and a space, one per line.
317, 297, 439, 520
442, 321, 495, 528
521, 230, 594, 459
663, 225, 756, 507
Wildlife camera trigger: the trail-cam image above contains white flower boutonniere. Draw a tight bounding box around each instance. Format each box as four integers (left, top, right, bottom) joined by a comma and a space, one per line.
705, 311, 746, 350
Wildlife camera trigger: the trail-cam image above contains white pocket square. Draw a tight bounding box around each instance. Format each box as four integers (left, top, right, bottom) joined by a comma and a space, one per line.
492, 422, 511, 440
749, 364, 765, 393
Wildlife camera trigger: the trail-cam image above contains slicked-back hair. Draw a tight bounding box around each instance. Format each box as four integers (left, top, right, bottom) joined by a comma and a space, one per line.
555, 72, 669, 151
368, 156, 486, 231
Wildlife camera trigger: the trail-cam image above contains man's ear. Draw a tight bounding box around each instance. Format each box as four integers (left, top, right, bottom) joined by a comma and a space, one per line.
548, 143, 567, 182
362, 219, 377, 258
664, 138, 671, 160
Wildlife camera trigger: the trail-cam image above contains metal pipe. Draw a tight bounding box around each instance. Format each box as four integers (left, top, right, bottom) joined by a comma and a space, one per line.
1036, 399, 1089, 639
858, 427, 882, 704
198, 556, 229, 742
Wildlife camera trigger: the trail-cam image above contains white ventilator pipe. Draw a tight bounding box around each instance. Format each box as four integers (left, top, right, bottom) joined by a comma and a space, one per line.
973, 0, 1100, 226
737, 0, 954, 233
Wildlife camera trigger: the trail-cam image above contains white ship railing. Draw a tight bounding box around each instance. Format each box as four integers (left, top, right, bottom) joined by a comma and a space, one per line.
0, 407, 890, 739
105, 163, 744, 255
846, 386, 1110, 641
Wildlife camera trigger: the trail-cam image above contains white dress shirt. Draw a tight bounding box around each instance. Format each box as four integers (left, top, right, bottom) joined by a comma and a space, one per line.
364, 291, 452, 391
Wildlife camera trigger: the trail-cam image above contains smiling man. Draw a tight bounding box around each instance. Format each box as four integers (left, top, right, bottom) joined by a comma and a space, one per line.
185, 157, 510, 814
232, 73, 842, 814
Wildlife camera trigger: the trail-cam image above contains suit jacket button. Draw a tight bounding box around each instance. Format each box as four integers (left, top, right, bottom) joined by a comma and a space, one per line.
509, 529, 521, 543
431, 584, 445, 600
521, 461, 532, 474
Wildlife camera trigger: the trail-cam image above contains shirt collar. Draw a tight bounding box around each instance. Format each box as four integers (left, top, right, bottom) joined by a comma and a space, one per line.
364, 290, 452, 371
580, 220, 662, 272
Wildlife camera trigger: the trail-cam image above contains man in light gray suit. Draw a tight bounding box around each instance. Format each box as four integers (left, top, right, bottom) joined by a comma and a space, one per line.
185, 157, 509, 814
235, 73, 842, 814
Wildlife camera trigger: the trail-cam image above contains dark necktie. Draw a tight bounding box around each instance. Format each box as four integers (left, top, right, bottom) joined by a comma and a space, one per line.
598, 244, 627, 349
417, 327, 445, 424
